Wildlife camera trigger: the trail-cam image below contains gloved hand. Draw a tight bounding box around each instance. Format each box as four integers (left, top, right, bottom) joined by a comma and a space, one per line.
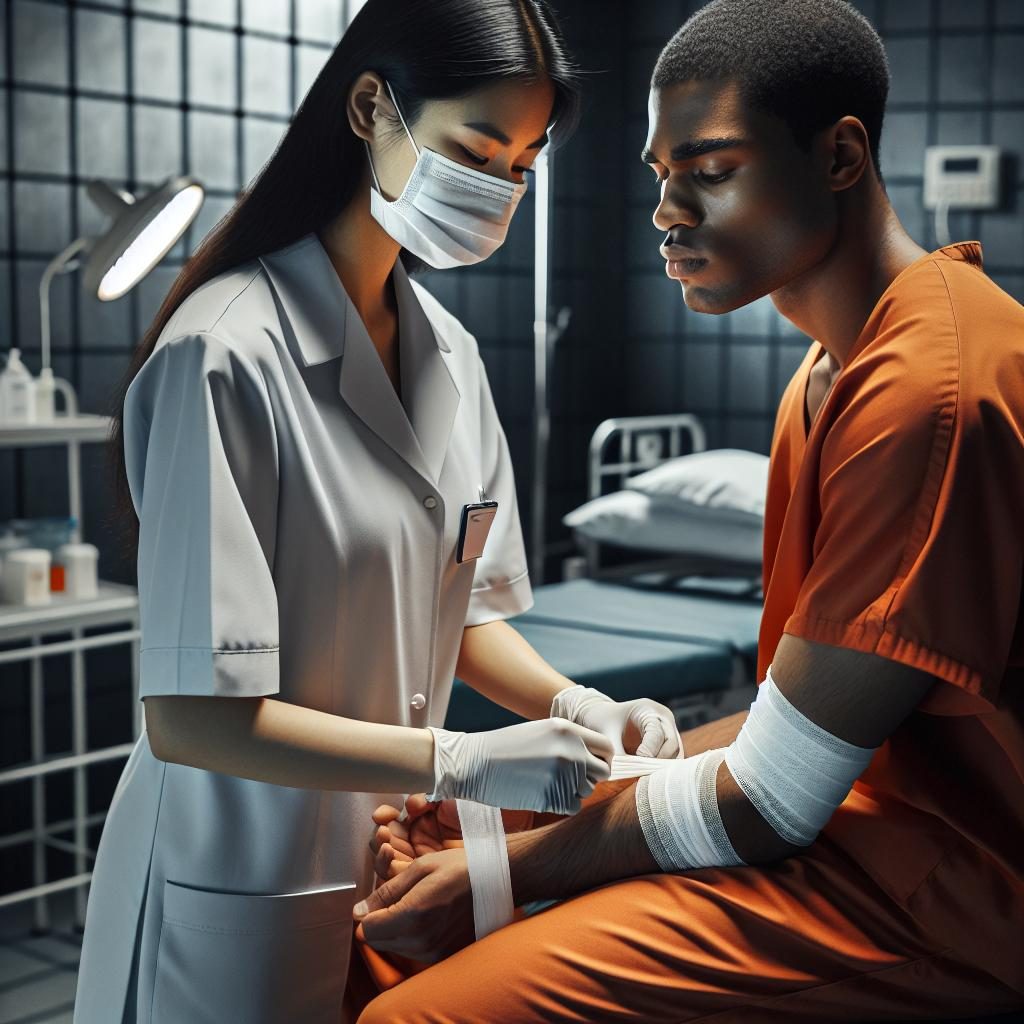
550, 685, 681, 759
426, 719, 613, 815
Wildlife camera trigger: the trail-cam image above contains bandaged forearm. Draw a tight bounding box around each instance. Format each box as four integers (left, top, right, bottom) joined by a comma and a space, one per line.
636, 666, 878, 871
457, 753, 681, 939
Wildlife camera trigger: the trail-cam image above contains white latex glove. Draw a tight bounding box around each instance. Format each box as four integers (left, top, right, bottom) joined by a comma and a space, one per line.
425, 719, 613, 815
550, 685, 681, 759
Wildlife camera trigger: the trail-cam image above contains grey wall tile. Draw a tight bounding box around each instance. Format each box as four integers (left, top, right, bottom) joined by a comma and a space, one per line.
242, 0, 291, 35
991, 271, 1024, 301
626, 273, 680, 335
992, 111, 1024, 184
189, 0, 236, 27
16, 258, 74, 352
13, 1, 68, 88
887, 182, 927, 245
135, 0, 182, 14
75, 8, 127, 94
77, 98, 129, 180
880, 109, 929, 177
680, 302, 722, 336
993, 34, 1024, 102
0, 180, 8, 250
727, 343, 772, 413
850, 0, 879, 26
775, 343, 811, 402
296, 0, 344, 43
886, 36, 931, 104
295, 45, 331, 107
996, 0, 1024, 25
936, 109, 986, 145
79, 353, 132, 414
680, 340, 721, 411
134, 104, 184, 184
14, 91, 70, 176
187, 111, 239, 191
939, 0, 987, 27
243, 37, 293, 115
133, 18, 182, 102
79, 290, 133, 350
724, 416, 772, 455
979, 207, 1024, 266
628, 2, 687, 44
723, 294, 774, 337
13, 181, 71, 253
938, 35, 987, 104
627, 211, 664, 271
135, 263, 182, 334
626, 341, 677, 413
882, 0, 932, 29
0, 261, 11, 350
242, 116, 287, 186
188, 26, 237, 110
188, 193, 236, 251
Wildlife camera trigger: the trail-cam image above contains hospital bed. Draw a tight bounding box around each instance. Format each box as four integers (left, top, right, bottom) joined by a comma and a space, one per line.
446, 415, 765, 733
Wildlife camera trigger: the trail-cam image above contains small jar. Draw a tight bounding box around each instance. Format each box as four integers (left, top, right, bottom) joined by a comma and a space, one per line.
57, 542, 99, 599
3, 548, 52, 605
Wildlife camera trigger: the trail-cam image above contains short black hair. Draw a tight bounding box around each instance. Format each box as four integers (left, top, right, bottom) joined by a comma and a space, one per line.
652, 0, 890, 181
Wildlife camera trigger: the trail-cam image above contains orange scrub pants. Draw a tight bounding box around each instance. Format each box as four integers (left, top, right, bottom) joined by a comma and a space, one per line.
347, 780, 1021, 1024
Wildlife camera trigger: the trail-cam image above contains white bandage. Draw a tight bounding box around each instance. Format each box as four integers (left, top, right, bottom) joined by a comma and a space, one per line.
724, 666, 877, 847
456, 800, 514, 940
456, 754, 679, 940
636, 748, 745, 869
636, 666, 879, 871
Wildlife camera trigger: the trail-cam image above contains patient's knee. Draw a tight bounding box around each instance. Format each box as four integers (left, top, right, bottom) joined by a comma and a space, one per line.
357, 987, 418, 1024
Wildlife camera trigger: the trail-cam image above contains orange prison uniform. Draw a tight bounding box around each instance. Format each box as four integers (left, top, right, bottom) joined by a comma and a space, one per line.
350, 242, 1024, 1023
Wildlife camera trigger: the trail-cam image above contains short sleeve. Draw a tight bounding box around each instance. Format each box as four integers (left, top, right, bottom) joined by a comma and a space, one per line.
783, 370, 1021, 713
124, 333, 281, 698
465, 354, 533, 626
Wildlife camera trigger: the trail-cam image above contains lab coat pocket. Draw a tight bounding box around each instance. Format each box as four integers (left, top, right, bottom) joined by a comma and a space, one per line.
151, 878, 357, 1024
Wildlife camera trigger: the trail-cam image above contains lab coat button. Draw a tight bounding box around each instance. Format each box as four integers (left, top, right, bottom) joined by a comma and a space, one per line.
423, 496, 438, 510
410, 693, 426, 710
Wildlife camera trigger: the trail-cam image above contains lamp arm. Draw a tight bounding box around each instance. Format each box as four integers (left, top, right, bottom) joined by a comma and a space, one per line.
39, 236, 90, 374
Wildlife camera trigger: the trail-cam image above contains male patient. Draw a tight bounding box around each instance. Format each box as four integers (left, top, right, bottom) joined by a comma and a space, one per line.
349, 1, 1024, 1019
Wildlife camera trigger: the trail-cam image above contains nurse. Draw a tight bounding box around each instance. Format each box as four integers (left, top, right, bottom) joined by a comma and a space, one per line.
73, 2, 681, 1022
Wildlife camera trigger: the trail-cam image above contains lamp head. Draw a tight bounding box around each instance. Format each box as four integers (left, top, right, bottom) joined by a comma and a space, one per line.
83, 176, 205, 301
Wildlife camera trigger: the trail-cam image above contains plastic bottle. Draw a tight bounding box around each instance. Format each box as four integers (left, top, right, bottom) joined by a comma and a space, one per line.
0, 348, 36, 424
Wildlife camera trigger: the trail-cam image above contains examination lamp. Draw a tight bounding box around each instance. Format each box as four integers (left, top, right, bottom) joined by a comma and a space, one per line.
37, 175, 205, 404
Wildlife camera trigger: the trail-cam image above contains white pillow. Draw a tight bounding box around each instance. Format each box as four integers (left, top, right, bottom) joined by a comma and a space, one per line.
626, 449, 769, 528
562, 489, 763, 565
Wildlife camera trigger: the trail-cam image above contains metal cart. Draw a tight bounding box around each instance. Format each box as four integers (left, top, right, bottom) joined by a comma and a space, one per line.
0, 414, 140, 932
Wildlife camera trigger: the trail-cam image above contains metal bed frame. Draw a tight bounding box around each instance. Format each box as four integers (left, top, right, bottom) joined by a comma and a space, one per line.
580, 413, 762, 589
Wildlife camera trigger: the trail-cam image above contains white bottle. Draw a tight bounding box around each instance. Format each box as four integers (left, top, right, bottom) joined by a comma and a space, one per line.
57, 542, 99, 599
3, 548, 51, 605
35, 366, 56, 422
0, 348, 36, 424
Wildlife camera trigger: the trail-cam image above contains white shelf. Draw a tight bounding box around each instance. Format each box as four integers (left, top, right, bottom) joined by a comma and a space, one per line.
0, 414, 114, 448
0, 580, 138, 643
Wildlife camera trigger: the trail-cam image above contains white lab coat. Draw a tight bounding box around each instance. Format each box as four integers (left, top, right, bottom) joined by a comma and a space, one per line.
72, 232, 533, 1024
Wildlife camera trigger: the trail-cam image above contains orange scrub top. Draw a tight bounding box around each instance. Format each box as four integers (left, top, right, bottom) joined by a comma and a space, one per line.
759, 241, 1024, 993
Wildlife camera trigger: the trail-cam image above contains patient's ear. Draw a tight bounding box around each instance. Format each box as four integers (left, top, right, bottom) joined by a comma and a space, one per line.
823, 116, 871, 193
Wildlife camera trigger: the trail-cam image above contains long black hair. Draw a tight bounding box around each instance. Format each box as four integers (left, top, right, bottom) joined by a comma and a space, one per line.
106, 0, 580, 565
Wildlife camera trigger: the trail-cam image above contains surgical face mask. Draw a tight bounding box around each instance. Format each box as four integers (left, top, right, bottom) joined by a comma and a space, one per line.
365, 82, 528, 269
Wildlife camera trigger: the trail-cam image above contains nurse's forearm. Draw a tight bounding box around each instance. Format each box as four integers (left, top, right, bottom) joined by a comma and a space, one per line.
144, 695, 435, 794
455, 620, 574, 720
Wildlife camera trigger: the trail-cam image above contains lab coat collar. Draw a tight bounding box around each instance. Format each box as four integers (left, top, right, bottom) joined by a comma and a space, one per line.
258, 232, 459, 485
257, 233, 451, 365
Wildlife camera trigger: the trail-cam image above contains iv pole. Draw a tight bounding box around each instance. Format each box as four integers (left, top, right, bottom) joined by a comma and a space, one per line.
530, 150, 571, 584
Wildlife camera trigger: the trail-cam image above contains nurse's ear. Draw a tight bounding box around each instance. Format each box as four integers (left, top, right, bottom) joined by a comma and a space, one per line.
346, 72, 397, 145
347, 71, 417, 200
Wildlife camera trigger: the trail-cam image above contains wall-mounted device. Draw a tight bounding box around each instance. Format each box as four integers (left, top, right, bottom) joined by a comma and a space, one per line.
923, 145, 1002, 246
